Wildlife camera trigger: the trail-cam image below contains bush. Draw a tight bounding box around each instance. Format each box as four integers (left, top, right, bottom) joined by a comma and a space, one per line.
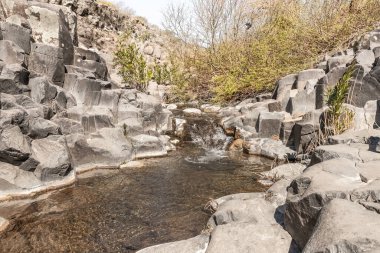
164, 0, 380, 103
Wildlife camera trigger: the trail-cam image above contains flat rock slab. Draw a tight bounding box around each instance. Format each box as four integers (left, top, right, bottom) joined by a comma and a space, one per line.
137, 235, 209, 253
206, 222, 292, 253
244, 138, 296, 160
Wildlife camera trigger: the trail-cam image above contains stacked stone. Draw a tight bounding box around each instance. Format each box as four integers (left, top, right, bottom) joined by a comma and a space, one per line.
0, 0, 173, 194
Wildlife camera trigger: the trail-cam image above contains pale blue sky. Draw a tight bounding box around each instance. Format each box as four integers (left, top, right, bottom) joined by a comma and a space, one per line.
108, 0, 185, 27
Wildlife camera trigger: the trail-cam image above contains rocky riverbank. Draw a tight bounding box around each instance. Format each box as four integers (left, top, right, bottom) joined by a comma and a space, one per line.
138, 29, 380, 252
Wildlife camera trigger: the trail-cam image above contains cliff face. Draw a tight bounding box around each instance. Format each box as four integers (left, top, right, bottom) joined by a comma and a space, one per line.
0, 0, 174, 198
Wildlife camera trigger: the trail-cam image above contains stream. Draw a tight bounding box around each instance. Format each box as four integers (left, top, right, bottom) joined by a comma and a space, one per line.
0, 113, 272, 253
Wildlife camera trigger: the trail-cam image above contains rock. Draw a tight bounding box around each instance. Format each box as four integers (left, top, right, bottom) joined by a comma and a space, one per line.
206, 222, 292, 253
137, 235, 209, 253
65, 65, 96, 79
310, 144, 362, 165
0, 125, 31, 165
293, 117, 321, 153
303, 199, 380, 253
28, 43, 65, 86
66, 106, 114, 133
349, 66, 380, 108
285, 158, 363, 248
327, 55, 354, 71
288, 89, 316, 115
31, 135, 71, 181
296, 69, 325, 91
220, 116, 243, 136
257, 112, 286, 138
0, 161, 41, 188
174, 118, 186, 138
26, 1, 75, 64
51, 118, 84, 135
0, 21, 31, 54
29, 76, 58, 104
0, 40, 26, 66
261, 163, 306, 181
268, 101, 282, 112
66, 128, 133, 169
355, 49, 375, 72
272, 74, 297, 110
364, 100, 380, 129
28, 118, 60, 138
73, 48, 108, 80
183, 108, 202, 116
130, 134, 167, 159
201, 104, 221, 113
63, 74, 102, 106
357, 161, 380, 183
166, 104, 177, 110
1, 63, 29, 86
265, 179, 291, 213
243, 138, 295, 160
320, 66, 347, 87
0, 77, 29, 95
328, 129, 380, 145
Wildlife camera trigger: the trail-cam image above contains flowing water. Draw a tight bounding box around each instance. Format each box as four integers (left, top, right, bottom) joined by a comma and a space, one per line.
0, 113, 272, 253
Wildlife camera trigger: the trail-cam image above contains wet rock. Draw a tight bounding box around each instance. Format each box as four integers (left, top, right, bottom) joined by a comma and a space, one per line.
66, 106, 114, 133
0, 125, 31, 165
31, 135, 71, 181
303, 199, 380, 253
130, 134, 167, 159
66, 128, 133, 169
137, 235, 209, 253
51, 118, 84, 135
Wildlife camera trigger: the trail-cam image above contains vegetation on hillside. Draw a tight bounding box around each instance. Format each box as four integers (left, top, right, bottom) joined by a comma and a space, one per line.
162, 0, 380, 103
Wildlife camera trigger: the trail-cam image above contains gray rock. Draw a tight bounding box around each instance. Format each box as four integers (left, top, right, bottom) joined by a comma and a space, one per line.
65, 65, 96, 79
0, 161, 41, 189
183, 108, 202, 116
0, 21, 31, 54
0, 125, 31, 165
293, 118, 321, 153
303, 199, 380, 253
355, 49, 375, 72
262, 163, 306, 181
244, 138, 295, 160
320, 66, 347, 87
310, 144, 362, 165
66, 128, 133, 168
1, 63, 29, 86
349, 66, 380, 108
327, 55, 354, 71
29, 76, 58, 104
0, 40, 26, 66
296, 69, 325, 91
288, 89, 316, 115
0, 77, 29, 95
63, 74, 102, 106
137, 235, 209, 253
206, 222, 292, 253
130, 134, 167, 159
285, 158, 363, 248
28, 43, 65, 85
28, 118, 60, 138
328, 129, 380, 145
26, 2, 75, 64
257, 112, 287, 138
364, 100, 380, 129
66, 106, 114, 133
272, 74, 297, 110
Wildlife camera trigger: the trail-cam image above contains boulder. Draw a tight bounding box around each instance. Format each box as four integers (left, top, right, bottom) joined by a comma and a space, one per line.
364, 100, 380, 129
51, 118, 84, 135
0, 21, 31, 54
28, 43, 65, 86
0, 40, 26, 66
349, 66, 380, 108
31, 135, 71, 181
327, 55, 354, 71
288, 89, 316, 115
66, 128, 133, 168
0, 161, 41, 189
66, 106, 114, 133
355, 49, 375, 72
272, 74, 297, 110
28, 118, 60, 138
73, 48, 108, 80
310, 144, 363, 165
285, 158, 363, 248
243, 138, 295, 160
303, 199, 380, 253
63, 74, 102, 106
1, 63, 29, 86
29, 76, 58, 104
0, 77, 29, 95
320, 66, 347, 87
183, 108, 202, 116
137, 235, 209, 253
130, 134, 167, 159
26, 1, 75, 64
0, 125, 31, 165
257, 112, 287, 138
296, 69, 325, 91
261, 163, 306, 181
206, 222, 292, 253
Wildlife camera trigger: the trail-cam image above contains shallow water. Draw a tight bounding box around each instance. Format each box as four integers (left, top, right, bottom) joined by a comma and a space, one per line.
0, 146, 271, 253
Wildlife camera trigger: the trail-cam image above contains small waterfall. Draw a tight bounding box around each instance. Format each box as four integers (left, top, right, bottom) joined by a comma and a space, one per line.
177, 112, 233, 164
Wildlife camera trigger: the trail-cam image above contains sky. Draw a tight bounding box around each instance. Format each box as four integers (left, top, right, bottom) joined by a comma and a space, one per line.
108, 0, 185, 28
